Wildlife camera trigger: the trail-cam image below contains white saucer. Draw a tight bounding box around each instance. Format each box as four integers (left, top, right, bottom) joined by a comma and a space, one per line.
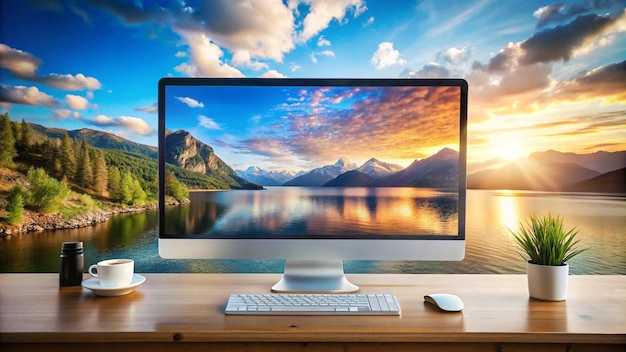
82, 274, 146, 297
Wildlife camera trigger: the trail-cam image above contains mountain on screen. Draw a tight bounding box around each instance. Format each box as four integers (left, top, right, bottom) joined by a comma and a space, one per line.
283, 158, 358, 186
356, 158, 404, 178
165, 130, 262, 190
235, 166, 300, 186
375, 148, 459, 188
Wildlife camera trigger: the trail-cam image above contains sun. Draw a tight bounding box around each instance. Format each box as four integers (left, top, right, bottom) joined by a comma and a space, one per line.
498, 142, 522, 161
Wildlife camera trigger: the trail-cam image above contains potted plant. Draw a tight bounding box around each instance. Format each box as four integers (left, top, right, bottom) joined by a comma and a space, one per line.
509, 214, 588, 301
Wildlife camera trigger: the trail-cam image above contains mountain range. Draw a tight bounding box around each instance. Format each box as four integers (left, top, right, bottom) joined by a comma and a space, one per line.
30, 124, 158, 159
235, 166, 301, 186
28, 123, 626, 193
466, 150, 626, 193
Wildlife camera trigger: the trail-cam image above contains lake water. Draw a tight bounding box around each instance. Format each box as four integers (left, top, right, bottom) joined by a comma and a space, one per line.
1, 189, 624, 275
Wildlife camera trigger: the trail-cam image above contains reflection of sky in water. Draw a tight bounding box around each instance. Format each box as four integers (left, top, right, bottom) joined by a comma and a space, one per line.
2, 190, 624, 274
186, 187, 459, 237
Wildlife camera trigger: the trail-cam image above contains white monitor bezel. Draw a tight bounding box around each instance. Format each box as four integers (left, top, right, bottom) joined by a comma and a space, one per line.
158, 78, 467, 263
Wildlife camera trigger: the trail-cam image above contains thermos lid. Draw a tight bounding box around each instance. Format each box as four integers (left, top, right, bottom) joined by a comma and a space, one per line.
61, 241, 83, 250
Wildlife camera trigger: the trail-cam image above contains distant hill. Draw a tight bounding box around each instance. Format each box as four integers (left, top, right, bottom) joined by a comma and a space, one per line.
283, 158, 358, 186
529, 150, 626, 174
377, 148, 459, 188
165, 130, 261, 190
467, 150, 626, 193
467, 160, 599, 191
563, 167, 626, 193
323, 170, 376, 187
30, 124, 158, 159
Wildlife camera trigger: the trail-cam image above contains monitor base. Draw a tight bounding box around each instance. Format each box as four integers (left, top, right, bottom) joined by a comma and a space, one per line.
271, 260, 359, 293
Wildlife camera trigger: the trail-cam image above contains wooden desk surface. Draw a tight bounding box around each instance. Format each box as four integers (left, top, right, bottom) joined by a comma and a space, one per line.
1, 274, 624, 351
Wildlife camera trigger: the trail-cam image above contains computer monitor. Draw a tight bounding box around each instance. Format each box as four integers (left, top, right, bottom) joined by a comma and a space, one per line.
158, 78, 467, 293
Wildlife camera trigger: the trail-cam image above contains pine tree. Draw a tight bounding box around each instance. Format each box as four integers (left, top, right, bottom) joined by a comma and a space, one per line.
16, 119, 32, 161
20, 119, 31, 148
92, 150, 108, 194
0, 113, 17, 167
76, 140, 93, 188
107, 167, 121, 201
60, 133, 76, 179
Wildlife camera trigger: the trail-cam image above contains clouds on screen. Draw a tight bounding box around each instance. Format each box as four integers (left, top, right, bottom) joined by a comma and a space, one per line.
233, 86, 460, 166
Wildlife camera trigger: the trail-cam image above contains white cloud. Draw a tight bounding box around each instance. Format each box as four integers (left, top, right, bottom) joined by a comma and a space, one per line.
66, 94, 89, 110
175, 96, 204, 108
117, 116, 155, 136
401, 62, 450, 78
40, 73, 101, 90
297, 0, 366, 42
135, 102, 158, 113
174, 30, 244, 78
441, 46, 470, 64
261, 69, 286, 78
0, 43, 40, 77
178, 0, 295, 63
198, 115, 221, 130
232, 50, 269, 70
311, 50, 336, 63
363, 16, 374, 27
93, 114, 115, 125
54, 109, 72, 118
371, 42, 406, 69
90, 114, 155, 136
317, 36, 331, 46
0, 44, 101, 91
0, 84, 58, 107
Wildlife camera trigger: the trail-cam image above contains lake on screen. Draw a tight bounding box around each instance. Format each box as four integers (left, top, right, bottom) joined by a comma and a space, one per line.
1, 189, 624, 275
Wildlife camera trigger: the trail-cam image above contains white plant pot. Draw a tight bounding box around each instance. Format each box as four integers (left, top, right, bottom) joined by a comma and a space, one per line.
526, 261, 569, 301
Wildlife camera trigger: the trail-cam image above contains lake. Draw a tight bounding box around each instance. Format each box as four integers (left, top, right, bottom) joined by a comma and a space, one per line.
1, 189, 624, 275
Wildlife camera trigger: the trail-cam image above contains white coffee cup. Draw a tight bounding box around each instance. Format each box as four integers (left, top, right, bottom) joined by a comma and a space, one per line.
88, 259, 134, 288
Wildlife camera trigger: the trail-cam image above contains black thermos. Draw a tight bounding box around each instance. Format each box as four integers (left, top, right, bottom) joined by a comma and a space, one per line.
59, 241, 84, 287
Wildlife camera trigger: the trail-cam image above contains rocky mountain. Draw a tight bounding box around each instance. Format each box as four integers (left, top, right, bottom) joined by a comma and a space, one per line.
165, 130, 261, 190
467, 150, 626, 192
283, 158, 358, 186
323, 170, 376, 187
235, 166, 300, 186
30, 124, 158, 158
356, 158, 404, 178
376, 148, 459, 188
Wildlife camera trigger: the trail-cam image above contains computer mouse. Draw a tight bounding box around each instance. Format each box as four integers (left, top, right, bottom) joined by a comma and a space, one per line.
424, 293, 464, 312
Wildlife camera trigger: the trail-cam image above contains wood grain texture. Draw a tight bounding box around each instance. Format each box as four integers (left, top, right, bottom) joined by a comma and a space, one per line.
1, 273, 624, 351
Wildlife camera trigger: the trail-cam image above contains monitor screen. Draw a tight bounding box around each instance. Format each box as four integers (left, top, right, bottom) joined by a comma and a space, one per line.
158, 78, 467, 292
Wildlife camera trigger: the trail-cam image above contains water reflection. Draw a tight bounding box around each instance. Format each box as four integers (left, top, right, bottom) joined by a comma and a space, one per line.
1, 190, 624, 274
164, 187, 459, 237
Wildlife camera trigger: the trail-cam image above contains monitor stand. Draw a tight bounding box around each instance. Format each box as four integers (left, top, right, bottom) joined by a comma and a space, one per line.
271, 260, 359, 293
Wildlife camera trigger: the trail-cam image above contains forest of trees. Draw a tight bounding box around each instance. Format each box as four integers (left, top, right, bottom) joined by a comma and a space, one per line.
0, 112, 187, 226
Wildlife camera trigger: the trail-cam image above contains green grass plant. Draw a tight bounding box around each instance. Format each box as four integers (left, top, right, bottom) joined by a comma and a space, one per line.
509, 214, 588, 266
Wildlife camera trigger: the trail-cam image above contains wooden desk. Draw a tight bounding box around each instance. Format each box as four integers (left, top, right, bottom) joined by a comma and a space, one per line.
1, 274, 624, 351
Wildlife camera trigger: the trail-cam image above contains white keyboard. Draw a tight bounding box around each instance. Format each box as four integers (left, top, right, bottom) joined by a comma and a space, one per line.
225, 293, 401, 315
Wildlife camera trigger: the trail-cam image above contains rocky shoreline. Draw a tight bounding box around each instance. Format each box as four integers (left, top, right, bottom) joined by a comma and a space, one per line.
0, 203, 160, 238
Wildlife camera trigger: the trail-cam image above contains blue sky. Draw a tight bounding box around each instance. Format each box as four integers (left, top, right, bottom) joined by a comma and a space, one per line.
1, 0, 624, 168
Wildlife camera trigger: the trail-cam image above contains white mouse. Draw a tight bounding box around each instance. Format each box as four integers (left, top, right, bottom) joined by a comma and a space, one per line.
424, 293, 464, 312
